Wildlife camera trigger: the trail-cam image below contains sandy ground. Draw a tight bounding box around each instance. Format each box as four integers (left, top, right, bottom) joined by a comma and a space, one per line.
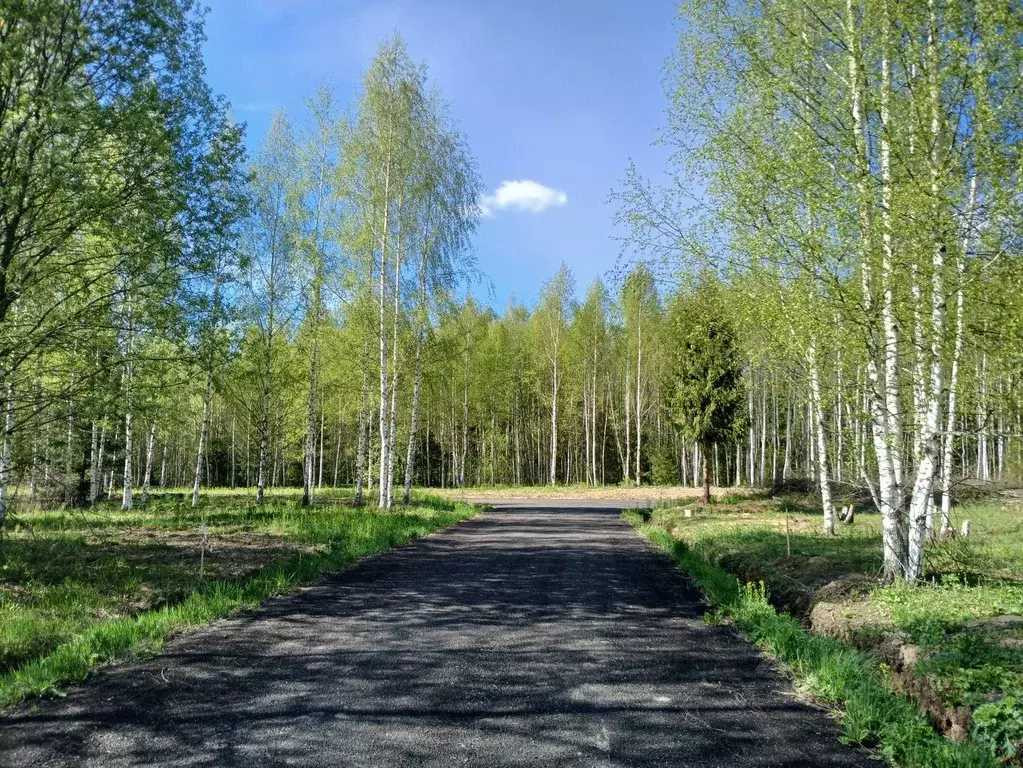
430, 485, 745, 502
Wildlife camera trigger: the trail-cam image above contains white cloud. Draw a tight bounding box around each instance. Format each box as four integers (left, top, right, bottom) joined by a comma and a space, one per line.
478, 180, 568, 217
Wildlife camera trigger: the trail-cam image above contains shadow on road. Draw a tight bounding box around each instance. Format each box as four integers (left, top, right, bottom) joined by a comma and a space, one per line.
0, 504, 874, 767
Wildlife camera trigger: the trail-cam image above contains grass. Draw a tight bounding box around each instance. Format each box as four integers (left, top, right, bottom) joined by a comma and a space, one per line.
626, 495, 1023, 765
0, 489, 478, 711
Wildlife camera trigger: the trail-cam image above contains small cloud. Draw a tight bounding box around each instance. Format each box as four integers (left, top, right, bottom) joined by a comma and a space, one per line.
478, 180, 567, 217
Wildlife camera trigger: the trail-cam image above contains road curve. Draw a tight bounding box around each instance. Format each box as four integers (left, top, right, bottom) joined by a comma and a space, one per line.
0, 501, 875, 767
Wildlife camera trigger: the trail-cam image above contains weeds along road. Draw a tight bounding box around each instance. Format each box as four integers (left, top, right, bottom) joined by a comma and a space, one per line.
0, 501, 874, 767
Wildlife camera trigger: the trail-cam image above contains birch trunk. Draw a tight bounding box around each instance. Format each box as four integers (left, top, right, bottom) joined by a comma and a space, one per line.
192, 365, 213, 507
385, 247, 403, 507
460, 344, 470, 486
317, 407, 324, 489
808, 339, 836, 535
941, 176, 978, 533
747, 384, 756, 485
634, 320, 642, 486
29, 382, 41, 501
624, 363, 631, 484
377, 159, 393, 508
302, 334, 319, 506
783, 393, 792, 480
700, 440, 711, 505
256, 374, 270, 506
907, 2, 950, 579
550, 355, 559, 485
0, 383, 14, 530
847, 0, 904, 579
402, 258, 428, 505
591, 351, 598, 485
141, 423, 156, 505
355, 355, 370, 505
90, 422, 103, 504
121, 359, 134, 511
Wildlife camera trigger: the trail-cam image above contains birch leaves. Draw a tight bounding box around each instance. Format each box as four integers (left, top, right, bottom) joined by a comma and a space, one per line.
619, 0, 1023, 581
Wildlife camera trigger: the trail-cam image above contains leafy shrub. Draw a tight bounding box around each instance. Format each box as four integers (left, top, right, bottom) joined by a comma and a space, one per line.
972, 696, 1023, 762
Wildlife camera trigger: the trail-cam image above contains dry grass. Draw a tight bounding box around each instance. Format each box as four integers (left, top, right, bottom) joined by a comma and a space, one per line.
430, 484, 746, 501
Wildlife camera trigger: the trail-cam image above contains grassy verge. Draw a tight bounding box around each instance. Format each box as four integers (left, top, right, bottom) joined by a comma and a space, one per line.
625, 502, 1015, 767
0, 491, 478, 711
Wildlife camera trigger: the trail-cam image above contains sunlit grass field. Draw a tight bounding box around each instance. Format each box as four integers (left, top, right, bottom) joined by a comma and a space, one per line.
0, 489, 478, 710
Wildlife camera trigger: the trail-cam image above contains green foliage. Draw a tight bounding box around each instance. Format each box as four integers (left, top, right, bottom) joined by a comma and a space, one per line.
665, 275, 745, 450
626, 512, 998, 767
972, 697, 1023, 762
648, 446, 678, 485
634, 499, 1023, 763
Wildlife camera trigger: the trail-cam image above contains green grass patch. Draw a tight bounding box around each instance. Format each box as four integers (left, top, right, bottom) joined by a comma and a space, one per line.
0, 491, 478, 711
625, 507, 1006, 767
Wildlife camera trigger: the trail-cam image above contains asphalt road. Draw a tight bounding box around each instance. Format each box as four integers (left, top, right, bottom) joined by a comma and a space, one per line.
0, 501, 876, 767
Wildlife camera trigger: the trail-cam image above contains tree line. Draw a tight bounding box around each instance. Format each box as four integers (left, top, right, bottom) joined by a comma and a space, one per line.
615, 0, 1023, 581
2, 1, 1020, 585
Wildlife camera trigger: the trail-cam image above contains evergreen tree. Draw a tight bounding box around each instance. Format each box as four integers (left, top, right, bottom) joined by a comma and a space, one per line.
666, 277, 745, 504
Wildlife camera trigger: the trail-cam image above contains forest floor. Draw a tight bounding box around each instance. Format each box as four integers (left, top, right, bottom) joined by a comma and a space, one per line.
0, 489, 478, 709
630, 492, 1023, 764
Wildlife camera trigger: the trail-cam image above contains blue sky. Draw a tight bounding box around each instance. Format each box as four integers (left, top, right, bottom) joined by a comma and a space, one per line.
202, 0, 678, 308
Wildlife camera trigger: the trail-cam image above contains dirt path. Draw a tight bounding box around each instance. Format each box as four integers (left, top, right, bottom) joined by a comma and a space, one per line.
0, 501, 873, 767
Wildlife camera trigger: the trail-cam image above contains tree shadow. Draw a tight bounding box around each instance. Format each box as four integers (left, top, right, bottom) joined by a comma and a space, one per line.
0, 505, 875, 767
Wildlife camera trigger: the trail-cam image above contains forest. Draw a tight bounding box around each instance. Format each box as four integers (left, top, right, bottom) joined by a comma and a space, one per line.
2, 0, 1023, 764
1, 0, 1021, 585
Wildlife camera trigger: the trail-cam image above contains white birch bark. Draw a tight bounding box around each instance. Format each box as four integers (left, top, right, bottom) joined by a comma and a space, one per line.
355, 351, 371, 505
0, 383, 14, 529
847, 0, 904, 579
192, 364, 213, 507
808, 339, 836, 534
122, 395, 133, 510
377, 158, 393, 508
908, 2, 953, 576
402, 249, 429, 505
317, 407, 324, 489
624, 362, 631, 484
460, 343, 470, 486
634, 318, 642, 486
89, 422, 102, 504
591, 348, 598, 485
938, 124, 978, 534
141, 423, 156, 505
256, 376, 270, 506
385, 212, 404, 508
121, 326, 135, 512
550, 342, 559, 485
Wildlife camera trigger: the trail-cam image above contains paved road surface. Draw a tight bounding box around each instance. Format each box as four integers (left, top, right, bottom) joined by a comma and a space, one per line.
0, 502, 876, 767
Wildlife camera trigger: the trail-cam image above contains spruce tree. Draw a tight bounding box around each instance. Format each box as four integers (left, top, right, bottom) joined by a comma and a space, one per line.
666, 277, 744, 504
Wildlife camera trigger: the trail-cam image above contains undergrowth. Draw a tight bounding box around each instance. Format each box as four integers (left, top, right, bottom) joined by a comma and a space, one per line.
625, 510, 999, 767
